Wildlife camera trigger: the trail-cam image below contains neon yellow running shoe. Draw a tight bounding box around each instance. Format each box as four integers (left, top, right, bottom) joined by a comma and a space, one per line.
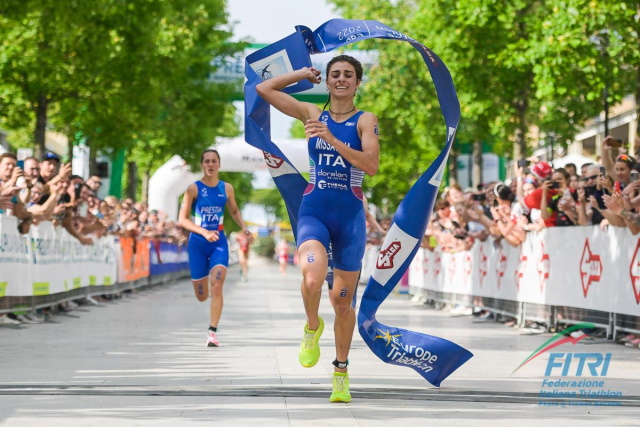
329, 371, 351, 403
298, 317, 324, 367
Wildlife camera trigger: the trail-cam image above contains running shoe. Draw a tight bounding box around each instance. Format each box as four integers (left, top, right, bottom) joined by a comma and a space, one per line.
329, 371, 351, 403
24, 313, 44, 323
0, 314, 21, 325
625, 337, 640, 348
15, 314, 40, 324
206, 331, 219, 347
298, 317, 324, 367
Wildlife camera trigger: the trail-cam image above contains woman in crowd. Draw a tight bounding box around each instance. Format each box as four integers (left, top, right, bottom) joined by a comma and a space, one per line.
431, 198, 473, 253
178, 149, 251, 348
602, 136, 636, 191
256, 54, 379, 403
539, 167, 577, 226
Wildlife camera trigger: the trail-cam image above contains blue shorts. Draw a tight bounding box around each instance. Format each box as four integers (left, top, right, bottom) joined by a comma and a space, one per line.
187, 232, 229, 280
297, 203, 366, 272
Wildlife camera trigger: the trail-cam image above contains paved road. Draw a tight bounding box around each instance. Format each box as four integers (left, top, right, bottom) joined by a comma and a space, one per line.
1, 256, 639, 426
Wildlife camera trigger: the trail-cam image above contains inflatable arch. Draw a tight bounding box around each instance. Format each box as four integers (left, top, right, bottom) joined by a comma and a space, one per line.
147, 137, 309, 220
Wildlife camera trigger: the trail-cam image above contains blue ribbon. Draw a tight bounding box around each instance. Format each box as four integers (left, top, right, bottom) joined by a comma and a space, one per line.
244, 19, 473, 387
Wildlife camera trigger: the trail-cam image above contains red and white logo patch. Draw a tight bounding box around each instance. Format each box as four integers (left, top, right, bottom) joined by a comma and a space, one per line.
478, 246, 488, 288
422, 252, 430, 276
263, 151, 284, 168
629, 239, 640, 303
515, 249, 527, 291
495, 245, 507, 289
377, 241, 402, 269
448, 256, 456, 281
464, 254, 472, 281
537, 242, 550, 292
579, 238, 602, 297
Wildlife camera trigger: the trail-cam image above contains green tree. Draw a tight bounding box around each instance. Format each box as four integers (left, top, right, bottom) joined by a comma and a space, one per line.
329, 0, 639, 210
251, 187, 289, 224
0, 0, 245, 197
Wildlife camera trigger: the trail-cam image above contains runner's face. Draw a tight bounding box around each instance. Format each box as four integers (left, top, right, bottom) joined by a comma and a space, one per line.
201, 152, 220, 176
327, 62, 359, 98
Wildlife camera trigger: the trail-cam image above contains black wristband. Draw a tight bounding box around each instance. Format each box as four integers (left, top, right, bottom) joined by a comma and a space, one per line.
332, 359, 348, 369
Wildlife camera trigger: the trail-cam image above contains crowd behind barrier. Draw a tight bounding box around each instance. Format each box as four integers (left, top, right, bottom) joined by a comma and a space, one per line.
406, 226, 640, 337
358, 225, 640, 344
0, 214, 192, 315
360, 137, 640, 347
0, 151, 200, 322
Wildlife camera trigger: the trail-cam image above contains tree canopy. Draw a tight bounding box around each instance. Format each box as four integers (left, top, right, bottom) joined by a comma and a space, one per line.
0, 0, 248, 201
329, 0, 640, 209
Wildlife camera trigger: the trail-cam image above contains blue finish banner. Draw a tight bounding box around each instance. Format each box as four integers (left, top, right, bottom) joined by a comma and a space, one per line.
244, 19, 472, 386
149, 240, 189, 276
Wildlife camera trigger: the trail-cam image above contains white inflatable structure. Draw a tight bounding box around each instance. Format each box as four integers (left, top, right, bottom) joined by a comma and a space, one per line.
148, 137, 309, 220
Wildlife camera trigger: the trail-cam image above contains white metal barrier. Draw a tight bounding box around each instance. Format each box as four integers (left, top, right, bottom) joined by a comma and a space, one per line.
404, 226, 639, 337
0, 215, 118, 298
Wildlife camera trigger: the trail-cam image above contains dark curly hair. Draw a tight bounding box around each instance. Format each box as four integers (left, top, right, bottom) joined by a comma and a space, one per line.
322, 55, 364, 111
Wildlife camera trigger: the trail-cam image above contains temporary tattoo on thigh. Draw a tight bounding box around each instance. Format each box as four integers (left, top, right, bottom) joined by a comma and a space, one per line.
339, 288, 348, 298
197, 283, 204, 295
215, 270, 223, 280
307, 253, 315, 263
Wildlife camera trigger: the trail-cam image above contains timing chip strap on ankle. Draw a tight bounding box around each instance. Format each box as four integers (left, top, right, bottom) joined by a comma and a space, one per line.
332, 359, 349, 369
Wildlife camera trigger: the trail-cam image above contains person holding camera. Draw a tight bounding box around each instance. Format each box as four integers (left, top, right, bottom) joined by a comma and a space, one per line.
0, 153, 36, 233
575, 164, 607, 226
432, 198, 473, 253
539, 168, 577, 227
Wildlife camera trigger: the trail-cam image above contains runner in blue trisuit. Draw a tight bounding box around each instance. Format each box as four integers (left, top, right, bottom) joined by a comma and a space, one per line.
178, 149, 251, 347
257, 55, 380, 402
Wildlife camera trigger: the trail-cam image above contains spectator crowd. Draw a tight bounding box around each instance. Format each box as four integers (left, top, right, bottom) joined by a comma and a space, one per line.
3, 137, 640, 345
420, 136, 640, 346
0, 151, 188, 325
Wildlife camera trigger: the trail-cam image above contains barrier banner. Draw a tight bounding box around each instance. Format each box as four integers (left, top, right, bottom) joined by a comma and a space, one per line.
149, 240, 189, 276
409, 226, 640, 317
0, 217, 117, 296
0, 215, 31, 296
119, 237, 150, 283
244, 19, 472, 386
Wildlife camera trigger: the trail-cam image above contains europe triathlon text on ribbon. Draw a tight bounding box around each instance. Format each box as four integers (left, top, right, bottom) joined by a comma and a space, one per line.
243, 19, 473, 387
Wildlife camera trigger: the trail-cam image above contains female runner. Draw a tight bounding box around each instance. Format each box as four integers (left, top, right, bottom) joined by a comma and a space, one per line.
178, 149, 251, 347
257, 55, 380, 402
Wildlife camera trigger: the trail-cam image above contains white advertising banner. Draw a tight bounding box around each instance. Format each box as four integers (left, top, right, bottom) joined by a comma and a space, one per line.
408, 226, 640, 317
0, 215, 31, 297
0, 216, 117, 297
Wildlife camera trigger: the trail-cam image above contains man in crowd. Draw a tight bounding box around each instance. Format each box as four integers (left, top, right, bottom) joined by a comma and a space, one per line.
0, 152, 34, 232
86, 175, 103, 195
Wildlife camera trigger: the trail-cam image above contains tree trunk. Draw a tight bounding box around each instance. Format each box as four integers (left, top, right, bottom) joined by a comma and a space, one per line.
127, 161, 137, 201
513, 89, 529, 162
34, 94, 48, 158
66, 136, 74, 167
472, 139, 483, 189
89, 141, 98, 176
448, 147, 458, 186
141, 169, 150, 203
